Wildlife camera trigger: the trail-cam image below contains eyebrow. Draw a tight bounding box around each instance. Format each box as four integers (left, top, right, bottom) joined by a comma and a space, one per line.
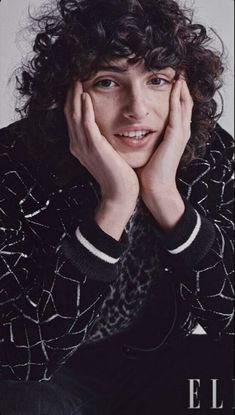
95, 65, 175, 76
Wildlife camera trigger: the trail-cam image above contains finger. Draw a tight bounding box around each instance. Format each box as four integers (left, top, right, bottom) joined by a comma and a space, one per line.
64, 82, 91, 158
68, 82, 88, 147
178, 73, 186, 82
64, 87, 77, 146
82, 93, 104, 146
70, 81, 84, 126
171, 79, 183, 106
180, 80, 193, 108
169, 79, 182, 125
82, 92, 95, 124
64, 86, 73, 117
180, 80, 194, 123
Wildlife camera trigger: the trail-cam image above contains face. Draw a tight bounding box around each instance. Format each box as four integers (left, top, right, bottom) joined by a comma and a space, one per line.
83, 59, 176, 168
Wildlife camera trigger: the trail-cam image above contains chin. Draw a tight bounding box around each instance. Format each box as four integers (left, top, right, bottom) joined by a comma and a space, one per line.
122, 153, 153, 169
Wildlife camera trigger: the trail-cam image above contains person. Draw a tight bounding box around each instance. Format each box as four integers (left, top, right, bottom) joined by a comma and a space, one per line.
0, 0, 234, 414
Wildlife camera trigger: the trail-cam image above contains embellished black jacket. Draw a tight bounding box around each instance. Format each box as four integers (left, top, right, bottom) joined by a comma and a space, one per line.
0, 118, 234, 381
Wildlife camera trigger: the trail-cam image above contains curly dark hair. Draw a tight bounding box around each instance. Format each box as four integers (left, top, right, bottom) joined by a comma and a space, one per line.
16, 0, 224, 179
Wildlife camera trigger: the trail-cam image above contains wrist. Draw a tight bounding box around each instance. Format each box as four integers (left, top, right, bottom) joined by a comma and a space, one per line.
143, 188, 185, 232
95, 198, 135, 240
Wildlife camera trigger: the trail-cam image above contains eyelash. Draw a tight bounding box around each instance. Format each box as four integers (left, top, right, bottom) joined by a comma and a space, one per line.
94, 77, 170, 88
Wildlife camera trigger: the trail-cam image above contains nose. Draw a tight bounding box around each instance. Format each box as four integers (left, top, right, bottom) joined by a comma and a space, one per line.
122, 88, 150, 120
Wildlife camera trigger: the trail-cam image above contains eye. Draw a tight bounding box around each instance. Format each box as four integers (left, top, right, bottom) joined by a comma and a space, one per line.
150, 77, 170, 86
94, 79, 118, 88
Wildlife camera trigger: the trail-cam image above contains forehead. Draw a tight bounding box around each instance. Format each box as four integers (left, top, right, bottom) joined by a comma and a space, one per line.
96, 58, 139, 73
95, 58, 175, 76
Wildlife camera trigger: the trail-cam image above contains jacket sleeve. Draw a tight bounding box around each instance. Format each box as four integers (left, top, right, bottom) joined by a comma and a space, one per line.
157, 126, 234, 338
0, 133, 127, 381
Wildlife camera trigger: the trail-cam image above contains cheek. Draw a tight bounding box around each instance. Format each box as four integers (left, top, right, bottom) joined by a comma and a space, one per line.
156, 94, 171, 122
150, 90, 171, 119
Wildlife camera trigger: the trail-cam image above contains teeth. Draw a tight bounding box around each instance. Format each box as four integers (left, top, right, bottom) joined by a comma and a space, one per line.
117, 130, 150, 138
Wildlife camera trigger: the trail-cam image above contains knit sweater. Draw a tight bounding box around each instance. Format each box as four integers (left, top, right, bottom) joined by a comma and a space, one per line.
0, 118, 234, 381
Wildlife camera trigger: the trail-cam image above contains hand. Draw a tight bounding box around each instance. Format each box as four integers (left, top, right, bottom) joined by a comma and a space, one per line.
136, 78, 193, 230
137, 78, 193, 195
64, 82, 140, 239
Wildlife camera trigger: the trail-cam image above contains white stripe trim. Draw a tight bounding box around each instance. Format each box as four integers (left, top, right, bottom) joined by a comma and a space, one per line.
168, 210, 201, 254
75, 227, 120, 264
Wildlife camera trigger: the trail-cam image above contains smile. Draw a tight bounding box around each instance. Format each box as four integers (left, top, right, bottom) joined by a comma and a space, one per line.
115, 130, 151, 138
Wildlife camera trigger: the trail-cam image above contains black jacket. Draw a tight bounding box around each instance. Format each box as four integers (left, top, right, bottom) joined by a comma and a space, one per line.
0, 118, 234, 381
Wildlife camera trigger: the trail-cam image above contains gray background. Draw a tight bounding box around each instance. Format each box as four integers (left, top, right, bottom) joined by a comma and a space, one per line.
0, 0, 234, 134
